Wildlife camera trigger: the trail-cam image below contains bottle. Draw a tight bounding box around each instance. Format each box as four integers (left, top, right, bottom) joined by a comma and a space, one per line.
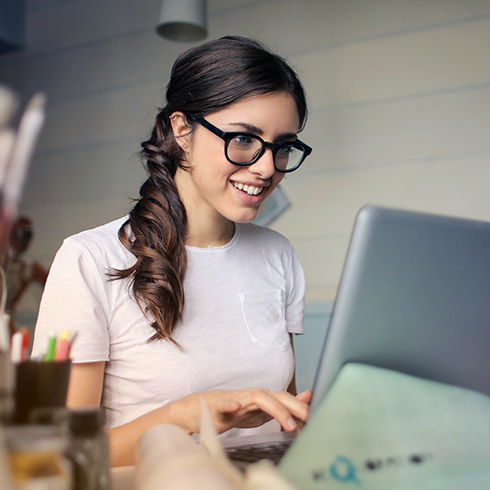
66, 408, 111, 490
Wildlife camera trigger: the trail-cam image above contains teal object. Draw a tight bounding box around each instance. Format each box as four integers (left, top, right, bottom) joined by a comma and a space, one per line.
279, 363, 490, 490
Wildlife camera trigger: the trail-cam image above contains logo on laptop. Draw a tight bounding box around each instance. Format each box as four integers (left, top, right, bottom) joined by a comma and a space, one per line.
329, 456, 359, 484
312, 452, 433, 484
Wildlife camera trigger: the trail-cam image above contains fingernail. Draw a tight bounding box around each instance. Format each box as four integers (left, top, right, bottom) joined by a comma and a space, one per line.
286, 417, 297, 430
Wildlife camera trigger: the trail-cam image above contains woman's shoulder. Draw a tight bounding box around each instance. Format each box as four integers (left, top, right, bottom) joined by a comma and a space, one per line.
65, 217, 127, 245
59, 216, 131, 265
236, 222, 293, 248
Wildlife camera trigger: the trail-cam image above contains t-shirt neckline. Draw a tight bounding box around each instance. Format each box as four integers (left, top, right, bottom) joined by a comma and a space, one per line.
185, 223, 242, 253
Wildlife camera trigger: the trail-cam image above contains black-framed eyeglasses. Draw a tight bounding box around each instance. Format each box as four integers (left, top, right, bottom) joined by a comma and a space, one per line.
188, 114, 312, 173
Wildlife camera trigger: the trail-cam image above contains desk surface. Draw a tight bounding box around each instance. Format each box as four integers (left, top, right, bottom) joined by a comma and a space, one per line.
111, 466, 135, 490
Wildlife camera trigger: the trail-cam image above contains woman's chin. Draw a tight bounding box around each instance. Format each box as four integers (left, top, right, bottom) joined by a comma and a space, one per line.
228, 210, 261, 224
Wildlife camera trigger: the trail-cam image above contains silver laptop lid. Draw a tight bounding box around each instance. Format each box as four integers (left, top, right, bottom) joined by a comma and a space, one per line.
311, 205, 490, 412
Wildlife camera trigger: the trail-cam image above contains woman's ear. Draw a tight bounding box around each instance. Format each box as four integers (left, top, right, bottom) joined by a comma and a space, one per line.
170, 112, 192, 152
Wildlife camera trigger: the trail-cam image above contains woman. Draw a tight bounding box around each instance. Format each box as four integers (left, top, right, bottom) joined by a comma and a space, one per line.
32, 36, 313, 466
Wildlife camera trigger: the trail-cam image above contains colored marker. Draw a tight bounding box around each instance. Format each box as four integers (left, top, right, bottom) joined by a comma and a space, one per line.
10, 331, 23, 363
0, 312, 10, 353
44, 335, 57, 362
54, 330, 70, 361
20, 327, 30, 360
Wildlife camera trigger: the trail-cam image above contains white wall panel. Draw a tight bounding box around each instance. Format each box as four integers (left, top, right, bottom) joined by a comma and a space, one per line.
291, 233, 350, 301
274, 153, 490, 238
0, 61, 25, 94
20, 197, 133, 264
26, 0, 159, 53
301, 17, 490, 108
210, 0, 490, 54
37, 80, 163, 152
302, 87, 490, 173
22, 139, 144, 206
20, 30, 183, 101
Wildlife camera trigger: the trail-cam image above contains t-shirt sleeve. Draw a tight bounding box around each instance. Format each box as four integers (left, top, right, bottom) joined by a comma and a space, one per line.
31, 238, 110, 363
285, 244, 305, 335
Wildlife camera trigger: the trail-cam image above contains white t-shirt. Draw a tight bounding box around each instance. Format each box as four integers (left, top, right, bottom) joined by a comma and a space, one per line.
32, 217, 305, 432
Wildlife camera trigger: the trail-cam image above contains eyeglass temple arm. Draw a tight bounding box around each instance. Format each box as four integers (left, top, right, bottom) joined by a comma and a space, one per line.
188, 114, 227, 139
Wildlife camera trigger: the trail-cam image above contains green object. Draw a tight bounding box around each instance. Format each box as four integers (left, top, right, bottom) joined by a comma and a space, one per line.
44, 336, 57, 362
279, 363, 490, 490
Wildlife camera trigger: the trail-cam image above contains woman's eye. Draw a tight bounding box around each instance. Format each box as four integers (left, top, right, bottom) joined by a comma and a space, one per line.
277, 144, 294, 155
233, 135, 254, 146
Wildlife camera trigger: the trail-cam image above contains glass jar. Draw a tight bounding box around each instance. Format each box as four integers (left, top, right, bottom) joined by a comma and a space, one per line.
4, 424, 71, 490
66, 409, 111, 490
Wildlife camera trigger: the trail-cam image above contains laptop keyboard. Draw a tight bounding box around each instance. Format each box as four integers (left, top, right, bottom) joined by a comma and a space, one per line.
225, 439, 294, 465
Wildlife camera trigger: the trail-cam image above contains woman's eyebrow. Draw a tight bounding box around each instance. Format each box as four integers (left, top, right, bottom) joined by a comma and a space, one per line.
227, 122, 263, 134
227, 122, 297, 140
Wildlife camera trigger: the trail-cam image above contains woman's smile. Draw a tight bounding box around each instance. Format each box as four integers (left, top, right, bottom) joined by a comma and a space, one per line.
231, 181, 266, 196
230, 179, 269, 206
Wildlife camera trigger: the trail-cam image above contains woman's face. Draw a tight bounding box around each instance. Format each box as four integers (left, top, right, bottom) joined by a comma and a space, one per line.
173, 92, 300, 225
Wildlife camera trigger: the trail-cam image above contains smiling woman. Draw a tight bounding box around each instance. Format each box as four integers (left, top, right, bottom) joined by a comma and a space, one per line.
31, 36, 313, 467
172, 92, 300, 228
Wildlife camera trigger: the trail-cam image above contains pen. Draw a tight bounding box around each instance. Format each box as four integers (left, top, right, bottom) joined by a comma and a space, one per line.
10, 331, 23, 363
20, 326, 30, 360
0, 311, 9, 354
54, 330, 70, 362
44, 335, 57, 362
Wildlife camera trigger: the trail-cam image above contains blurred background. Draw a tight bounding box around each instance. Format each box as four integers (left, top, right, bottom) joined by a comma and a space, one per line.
1, 0, 490, 390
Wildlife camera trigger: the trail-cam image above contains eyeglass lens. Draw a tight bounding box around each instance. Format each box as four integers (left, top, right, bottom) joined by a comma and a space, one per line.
227, 135, 305, 171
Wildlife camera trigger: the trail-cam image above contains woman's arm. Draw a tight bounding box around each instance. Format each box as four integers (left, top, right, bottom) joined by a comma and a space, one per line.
106, 388, 311, 467
67, 331, 312, 467
66, 362, 173, 466
287, 333, 297, 396
66, 361, 311, 467
66, 362, 105, 407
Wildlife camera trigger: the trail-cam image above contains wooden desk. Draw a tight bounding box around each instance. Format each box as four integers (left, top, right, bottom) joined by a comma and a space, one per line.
111, 466, 136, 490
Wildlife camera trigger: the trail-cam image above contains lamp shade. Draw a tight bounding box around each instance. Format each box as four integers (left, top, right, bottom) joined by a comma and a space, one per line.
156, 0, 207, 42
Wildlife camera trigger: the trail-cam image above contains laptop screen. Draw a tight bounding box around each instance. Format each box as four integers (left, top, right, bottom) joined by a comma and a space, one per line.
311, 205, 490, 412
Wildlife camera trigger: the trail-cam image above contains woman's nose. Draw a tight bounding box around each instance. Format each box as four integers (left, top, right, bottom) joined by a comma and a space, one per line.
248, 148, 276, 178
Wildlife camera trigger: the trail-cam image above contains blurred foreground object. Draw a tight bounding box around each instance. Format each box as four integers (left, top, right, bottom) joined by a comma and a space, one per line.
67, 408, 111, 490
3, 216, 48, 333
0, 88, 46, 259
135, 400, 299, 490
0, 87, 46, 352
280, 363, 490, 490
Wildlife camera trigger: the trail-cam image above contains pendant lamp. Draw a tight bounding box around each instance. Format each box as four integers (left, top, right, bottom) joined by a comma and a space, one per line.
156, 0, 207, 42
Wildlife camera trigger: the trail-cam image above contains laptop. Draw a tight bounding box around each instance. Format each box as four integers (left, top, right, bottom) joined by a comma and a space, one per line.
223, 205, 490, 465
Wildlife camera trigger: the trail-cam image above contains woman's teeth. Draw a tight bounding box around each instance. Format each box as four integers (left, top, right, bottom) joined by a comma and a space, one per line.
232, 182, 263, 195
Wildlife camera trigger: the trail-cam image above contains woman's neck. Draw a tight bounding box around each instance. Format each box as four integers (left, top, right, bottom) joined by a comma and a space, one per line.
175, 167, 236, 248
185, 216, 235, 248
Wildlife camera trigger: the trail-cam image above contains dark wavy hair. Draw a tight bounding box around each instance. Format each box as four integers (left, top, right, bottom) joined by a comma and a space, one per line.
111, 36, 308, 344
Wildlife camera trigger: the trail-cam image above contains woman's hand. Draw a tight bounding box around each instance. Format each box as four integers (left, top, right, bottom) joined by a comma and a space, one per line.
107, 388, 312, 466
174, 388, 313, 435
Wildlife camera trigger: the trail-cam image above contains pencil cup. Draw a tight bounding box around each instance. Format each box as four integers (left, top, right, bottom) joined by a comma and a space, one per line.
0, 352, 14, 421
13, 360, 71, 424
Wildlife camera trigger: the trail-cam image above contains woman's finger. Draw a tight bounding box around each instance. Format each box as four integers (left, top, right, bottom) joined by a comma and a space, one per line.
204, 388, 311, 434
271, 391, 310, 422
296, 389, 313, 404
215, 398, 241, 415
230, 389, 304, 432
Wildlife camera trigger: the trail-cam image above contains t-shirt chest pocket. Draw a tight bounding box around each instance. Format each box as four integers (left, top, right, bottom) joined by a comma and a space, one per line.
239, 289, 289, 351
